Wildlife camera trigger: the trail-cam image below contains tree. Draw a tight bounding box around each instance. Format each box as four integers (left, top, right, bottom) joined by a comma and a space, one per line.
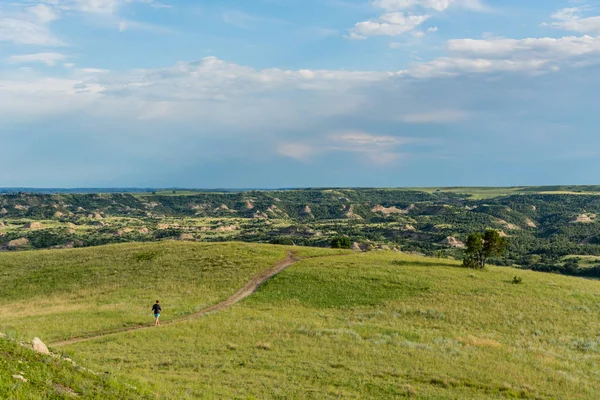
463, 229, 508, 269
331, 236, 352, 249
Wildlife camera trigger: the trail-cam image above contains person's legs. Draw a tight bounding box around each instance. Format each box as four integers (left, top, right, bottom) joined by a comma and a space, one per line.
154, 314, 160, 326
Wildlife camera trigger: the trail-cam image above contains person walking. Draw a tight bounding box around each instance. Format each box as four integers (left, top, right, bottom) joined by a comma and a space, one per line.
152, 300, 162, 326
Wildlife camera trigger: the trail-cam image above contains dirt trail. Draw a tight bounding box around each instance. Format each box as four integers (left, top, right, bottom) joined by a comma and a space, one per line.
51, 253, 298, 347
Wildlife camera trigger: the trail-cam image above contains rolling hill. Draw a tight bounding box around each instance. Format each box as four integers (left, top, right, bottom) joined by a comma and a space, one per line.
2, 242, 600, 398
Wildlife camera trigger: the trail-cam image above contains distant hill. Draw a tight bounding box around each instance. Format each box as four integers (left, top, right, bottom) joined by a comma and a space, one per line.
1, 188, 600, 276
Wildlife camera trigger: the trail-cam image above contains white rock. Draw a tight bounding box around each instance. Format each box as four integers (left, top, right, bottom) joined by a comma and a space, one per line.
32, 337, 50, 355
12, 375, 27, 382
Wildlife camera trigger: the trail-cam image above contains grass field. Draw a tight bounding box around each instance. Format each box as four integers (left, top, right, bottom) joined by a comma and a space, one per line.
3, 243, 600, 399
563, 255, 600, 268
0, 336, 153, 399
0, 242, 293, 341
410, 186, 600, 199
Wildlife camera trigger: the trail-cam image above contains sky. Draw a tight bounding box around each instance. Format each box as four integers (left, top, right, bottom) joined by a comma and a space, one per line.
1, 0, 599, 188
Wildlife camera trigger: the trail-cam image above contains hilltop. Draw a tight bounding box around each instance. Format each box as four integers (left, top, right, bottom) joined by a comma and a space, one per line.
1, 242, 600, 398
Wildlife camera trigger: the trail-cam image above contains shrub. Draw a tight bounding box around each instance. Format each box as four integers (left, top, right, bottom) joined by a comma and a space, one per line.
331, 236, 352, 249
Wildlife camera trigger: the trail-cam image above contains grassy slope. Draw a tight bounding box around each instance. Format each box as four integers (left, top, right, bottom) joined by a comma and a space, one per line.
0, 337, 152, 399
410, 186, 600, 199
56, 250, 600, 399
0, 241, 308, 342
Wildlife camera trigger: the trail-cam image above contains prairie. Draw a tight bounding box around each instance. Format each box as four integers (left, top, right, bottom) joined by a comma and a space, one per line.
2, 242, 600, 399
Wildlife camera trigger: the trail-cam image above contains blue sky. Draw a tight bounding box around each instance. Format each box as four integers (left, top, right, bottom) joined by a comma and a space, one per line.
1, 0, 599, 188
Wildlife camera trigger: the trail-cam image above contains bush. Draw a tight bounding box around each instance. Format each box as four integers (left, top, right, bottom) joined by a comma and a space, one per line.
270, 237, 295, 246
331, 236, 352, 249
511, 276, 523, 284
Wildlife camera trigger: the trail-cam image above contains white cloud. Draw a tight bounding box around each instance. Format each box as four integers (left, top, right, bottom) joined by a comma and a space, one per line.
278, 132, 408, 165
350, 12, 430, 38
27, 4, 60, 23
372, 0, 486, 12
8, 52, 67, 66
39, 0, 171, 14
447, 35, 600, 58
350, 0, 484, 39
89, 56, 395, 101
403, 34, 600, 77
0, 0, 170, 45
331, 131, 406, 147
547, 7, 600, 35
277, 142, 314, 161
0, 17, 63, 46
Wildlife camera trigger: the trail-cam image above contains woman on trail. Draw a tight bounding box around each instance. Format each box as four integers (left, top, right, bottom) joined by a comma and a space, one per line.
152, 300, 162, 326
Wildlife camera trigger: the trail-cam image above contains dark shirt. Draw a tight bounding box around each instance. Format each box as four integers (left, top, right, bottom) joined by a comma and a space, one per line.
152, 304, 162, 314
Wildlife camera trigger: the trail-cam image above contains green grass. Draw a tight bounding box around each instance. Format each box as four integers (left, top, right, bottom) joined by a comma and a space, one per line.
38, 248, 600, 399
0, 336, 152, 399
410, 186, 600, 199
0, 241, 294, 341
562, 255, 600, 268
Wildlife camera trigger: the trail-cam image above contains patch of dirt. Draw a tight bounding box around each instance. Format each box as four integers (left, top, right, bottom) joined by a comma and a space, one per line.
400, 224, 416, 231
344, 205, 362, 220
216, 204, 230, 211
157, 223, 170, 229
214, 225, 239, 232
495, 219, 520, 230
245, 201, 255, 210
138, 227, 150, 234
300, 205, 312, 215
572, 214, 595, 223
115, 228, 133, 236
525, 218, 537, 228
87, 213, 103, 220
179, 233, 194, 240
371, 205, 407, 215
253, 212, 268, 219
352, 242, 370, 252
22, 222, 43, 230
440, 236, 465, 248
54, 211, 64, 218
8, 238, 30, 248
14, 205, 29, 211
0, 208, 7, 214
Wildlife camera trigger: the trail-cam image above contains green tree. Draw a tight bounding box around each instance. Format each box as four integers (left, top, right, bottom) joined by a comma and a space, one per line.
463, 229, 508, 269
331, 236, 352, 249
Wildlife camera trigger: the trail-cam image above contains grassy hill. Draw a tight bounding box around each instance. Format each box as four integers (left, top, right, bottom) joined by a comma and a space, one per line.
0, 336, 153, 399
2, 242, 600, 398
